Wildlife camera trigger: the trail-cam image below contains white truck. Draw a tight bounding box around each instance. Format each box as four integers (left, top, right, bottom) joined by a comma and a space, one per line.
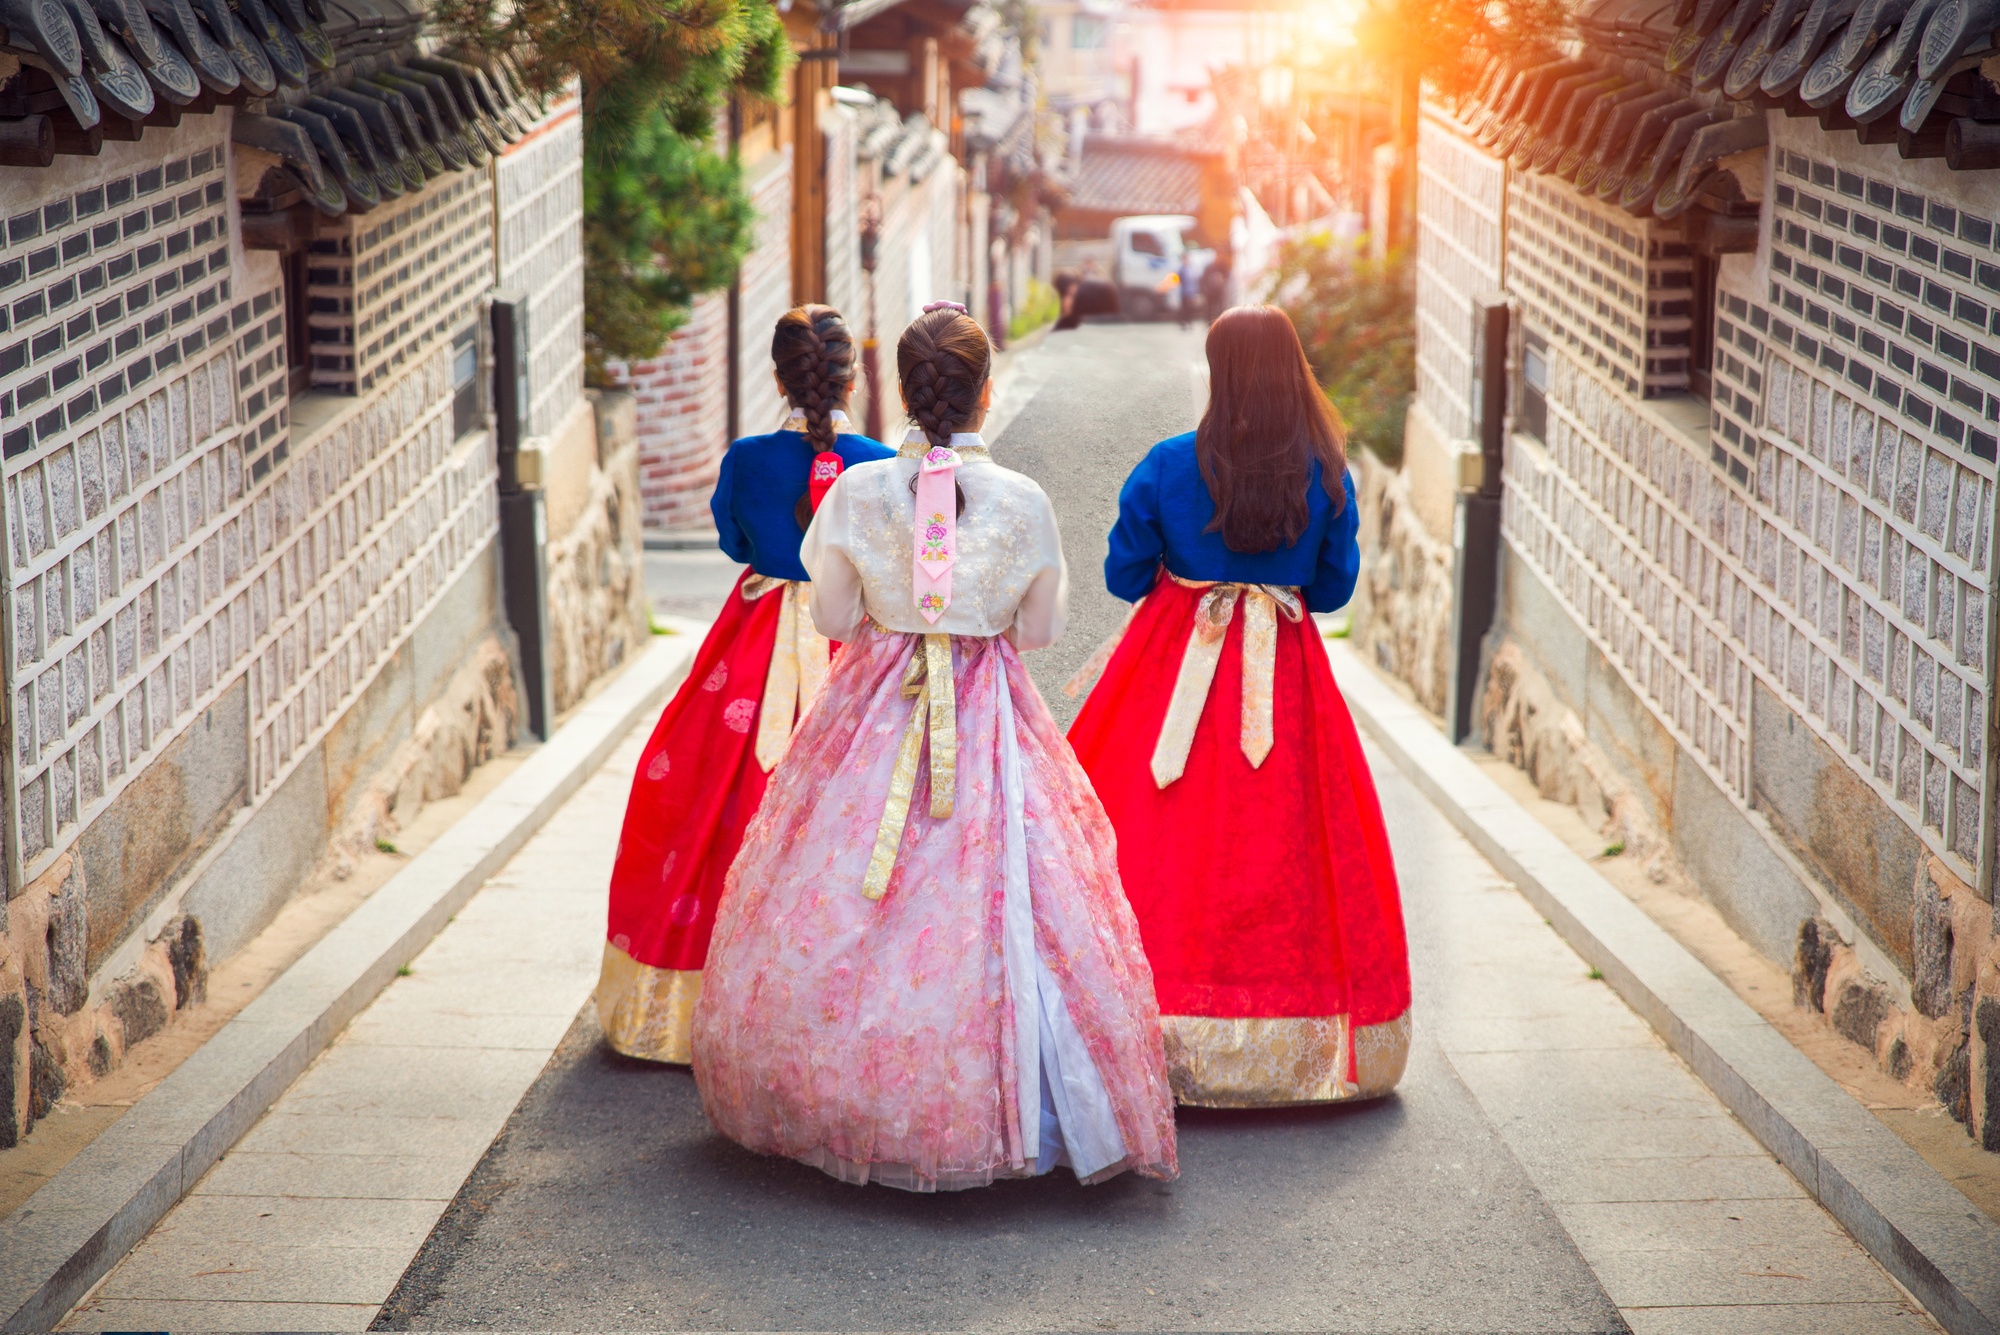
1109, 214, 1204, 320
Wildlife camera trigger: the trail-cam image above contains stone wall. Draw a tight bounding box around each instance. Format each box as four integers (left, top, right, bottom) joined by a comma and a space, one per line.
1403, 102, 2000, 1154
1347, 448, 1454, 719
0, 95, 597, 1149
543, 392, 649, 716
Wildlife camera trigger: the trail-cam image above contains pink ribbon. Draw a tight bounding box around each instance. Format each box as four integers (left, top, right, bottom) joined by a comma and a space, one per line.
913, 444, 959, 623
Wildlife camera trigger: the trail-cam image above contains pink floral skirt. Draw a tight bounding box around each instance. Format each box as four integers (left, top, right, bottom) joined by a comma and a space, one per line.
692, 625, 1178, 1191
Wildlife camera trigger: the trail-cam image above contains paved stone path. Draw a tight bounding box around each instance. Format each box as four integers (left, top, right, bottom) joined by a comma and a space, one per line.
65, 322, 1940, 1333
59, 724, 650, 1332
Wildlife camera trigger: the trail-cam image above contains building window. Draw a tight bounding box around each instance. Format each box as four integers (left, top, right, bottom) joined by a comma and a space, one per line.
1688, 251, 1720, 401
282, 247, 312, 396
451, 325, 480, 439
1518, 331, 1548, 441
1071, 15, 1106, 48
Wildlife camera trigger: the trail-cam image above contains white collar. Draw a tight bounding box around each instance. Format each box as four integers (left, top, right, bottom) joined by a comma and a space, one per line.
782, 408, 851, 430
902, 428, 987, 451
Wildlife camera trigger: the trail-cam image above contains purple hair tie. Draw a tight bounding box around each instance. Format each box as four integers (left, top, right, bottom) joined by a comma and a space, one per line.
922, 300, 970, 315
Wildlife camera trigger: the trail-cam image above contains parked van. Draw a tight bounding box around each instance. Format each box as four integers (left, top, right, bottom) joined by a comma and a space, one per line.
1111, 215, 1207, 320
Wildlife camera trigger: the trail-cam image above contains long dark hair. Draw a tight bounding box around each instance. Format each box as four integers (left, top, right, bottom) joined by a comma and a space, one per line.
897, 307, 990, 515
773, 304, 857, 529
897, 307, 990, 448
1196, 305, 1347, 553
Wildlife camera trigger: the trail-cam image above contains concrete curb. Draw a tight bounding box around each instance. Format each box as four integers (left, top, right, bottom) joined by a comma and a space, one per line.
0, 632, 698, 1333
1328, 641, 2000, 1335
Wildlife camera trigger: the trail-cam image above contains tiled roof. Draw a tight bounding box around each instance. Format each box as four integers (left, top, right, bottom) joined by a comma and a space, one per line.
1457, 0, 2000, 220
0, 0, 544, 206
1068, 136, 1213, 215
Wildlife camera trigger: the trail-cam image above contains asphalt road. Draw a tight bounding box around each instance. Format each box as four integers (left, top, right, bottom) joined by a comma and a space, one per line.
371, 322, 1628, 1333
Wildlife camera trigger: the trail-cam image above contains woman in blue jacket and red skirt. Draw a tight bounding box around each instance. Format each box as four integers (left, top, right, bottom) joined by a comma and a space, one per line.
1067, 305, 1411, 1108
596, 305, 894, 1063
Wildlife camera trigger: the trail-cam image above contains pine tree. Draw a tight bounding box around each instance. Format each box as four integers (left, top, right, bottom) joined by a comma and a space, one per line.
438, 0, 792, 377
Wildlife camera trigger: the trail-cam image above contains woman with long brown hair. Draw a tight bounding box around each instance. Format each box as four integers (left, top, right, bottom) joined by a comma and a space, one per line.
1066, 304, 1411, 1108
596, 305, 893, 1065
691, 304, 1177, 1191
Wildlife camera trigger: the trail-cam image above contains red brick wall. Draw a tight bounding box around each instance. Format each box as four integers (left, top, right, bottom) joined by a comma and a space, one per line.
617, 291, 729, 540
618, 148, 794, 541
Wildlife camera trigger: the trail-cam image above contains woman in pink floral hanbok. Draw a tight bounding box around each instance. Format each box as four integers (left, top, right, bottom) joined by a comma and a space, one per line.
691, 305, 1179, 1192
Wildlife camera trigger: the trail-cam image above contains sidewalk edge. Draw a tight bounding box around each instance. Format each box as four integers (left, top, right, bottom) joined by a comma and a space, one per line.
0, 634, 696, 1334
1328, 641, 2000, 1335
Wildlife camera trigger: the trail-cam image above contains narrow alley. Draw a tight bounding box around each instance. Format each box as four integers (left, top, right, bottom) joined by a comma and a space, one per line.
59, 325, 1939, 1334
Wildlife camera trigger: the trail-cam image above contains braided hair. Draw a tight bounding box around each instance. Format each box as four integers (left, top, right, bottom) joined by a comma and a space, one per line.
897, 307, 991, 450
772, 304, 859, 530
896, 307, 990, 516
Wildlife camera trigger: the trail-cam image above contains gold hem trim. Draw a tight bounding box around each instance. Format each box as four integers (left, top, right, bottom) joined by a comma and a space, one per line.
595, 942, 701, 1064
1162, 1011, 1411, 1107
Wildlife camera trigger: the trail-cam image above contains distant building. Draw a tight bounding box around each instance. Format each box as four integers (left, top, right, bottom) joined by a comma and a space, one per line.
619, 0, 1051, 541
1056, 134, 1232, 246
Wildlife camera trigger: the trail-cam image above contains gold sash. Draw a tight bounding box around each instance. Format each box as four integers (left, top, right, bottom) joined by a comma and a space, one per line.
1150, 575, 1304, 789
862, 632, 956, 900
740, 575, 831, 772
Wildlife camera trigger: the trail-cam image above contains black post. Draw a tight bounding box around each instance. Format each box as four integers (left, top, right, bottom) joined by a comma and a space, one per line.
1447, 295, 1509, 744
492, 290, 554, 740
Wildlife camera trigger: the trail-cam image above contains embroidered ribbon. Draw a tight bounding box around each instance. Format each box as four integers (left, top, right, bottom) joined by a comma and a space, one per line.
1150, 575, 1304, 789
808, 451, 844, 510
784, 412, 851, 515
862, 632, 956, 901
741, 575, 831, 772
912, 443, 960, 624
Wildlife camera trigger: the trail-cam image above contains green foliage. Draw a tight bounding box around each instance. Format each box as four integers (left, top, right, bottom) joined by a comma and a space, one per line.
584, 110, 755, 377
1272, 234, 1414, 467
436, 0, 792, 377
1007, 278, 1060, 342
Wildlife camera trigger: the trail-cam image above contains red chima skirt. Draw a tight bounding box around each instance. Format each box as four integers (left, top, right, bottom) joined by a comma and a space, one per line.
597, 568, 824, 1063
1066, 571, 1411, 1106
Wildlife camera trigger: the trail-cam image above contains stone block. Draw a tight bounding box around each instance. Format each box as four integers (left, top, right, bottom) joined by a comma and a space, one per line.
540, 398, 601, 542
1581, 649, 1681, 833
193, 1150, 472, 1202
107, 974, 168, 1047
1977, 997, 2000, 1152
1935, 1028, 1972, 1124
1912, 867, 1953, 1019
1670, 756, 1821, 968
319, 646, 415, 835
1831, 975, 1892, 1051
0, 992, 23, 1149
408, 547, 503, 718
1795, 918, 1833, 1011
1497, 546, 1591, 712
178, 754, 329, 965
76, 680, 249, 974
1750, 679, 1923, 972
1621, 1302, 1935, 1333
590, 388, 637, 469
29, 1034, 65, 1122
1398, 400, 1463, 543
166, 914, 206, 1009
46, 858, 88, 1016
64, 1298, 381, 1332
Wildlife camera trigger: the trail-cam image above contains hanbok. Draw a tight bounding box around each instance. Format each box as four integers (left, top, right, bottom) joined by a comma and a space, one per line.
1067, 432, 1411, 1107
597, 415, 891, 1063
691, 432, 1178, 1190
